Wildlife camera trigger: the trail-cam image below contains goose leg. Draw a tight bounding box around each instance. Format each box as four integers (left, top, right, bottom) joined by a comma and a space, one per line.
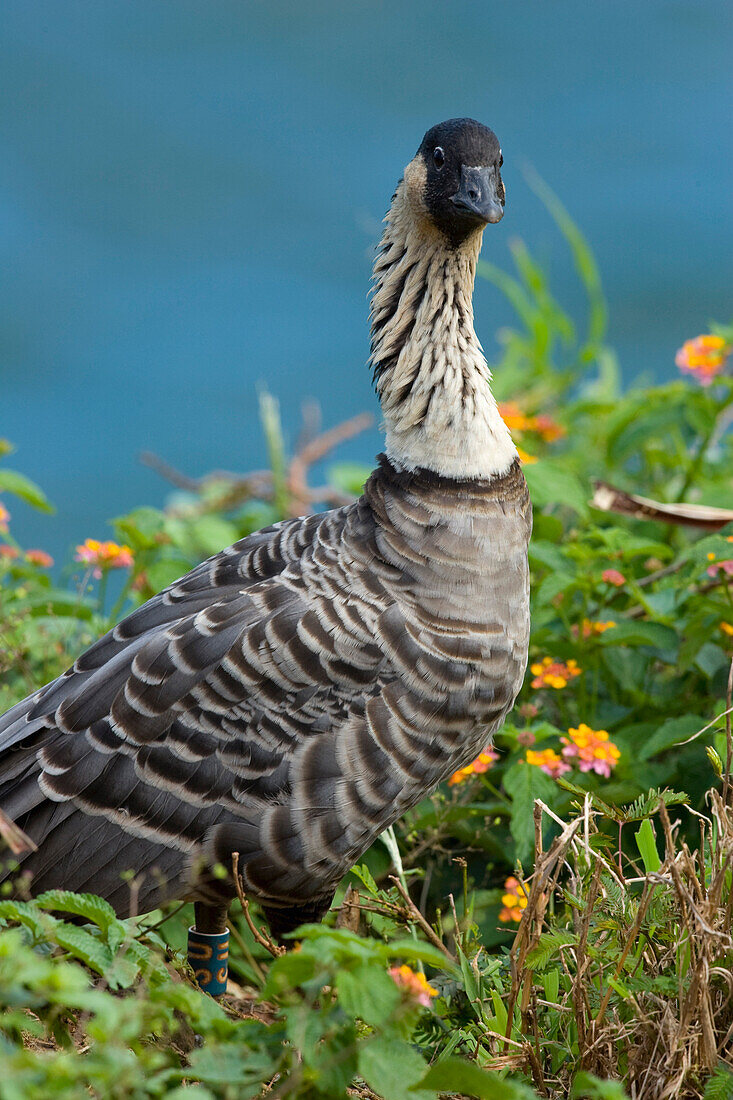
188, 901, 230, 996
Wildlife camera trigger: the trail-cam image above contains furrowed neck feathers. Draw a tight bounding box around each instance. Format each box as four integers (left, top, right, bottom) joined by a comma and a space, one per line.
369, 175, 517, 481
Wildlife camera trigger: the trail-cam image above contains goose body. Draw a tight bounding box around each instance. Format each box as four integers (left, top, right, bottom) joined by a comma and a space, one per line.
0, 119, 531, 935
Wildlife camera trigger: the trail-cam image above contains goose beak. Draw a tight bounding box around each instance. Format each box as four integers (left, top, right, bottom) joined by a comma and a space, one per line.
450, 165, 504, 224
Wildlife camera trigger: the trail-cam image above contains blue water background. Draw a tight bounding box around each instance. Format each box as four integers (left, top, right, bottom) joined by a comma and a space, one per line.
1, 1, 731, 564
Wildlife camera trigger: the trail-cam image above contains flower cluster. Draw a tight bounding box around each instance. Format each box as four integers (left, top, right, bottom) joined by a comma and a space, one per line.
388, 964, 438, 1007
526, 747, 571, 778
499, 876, 530, 923
448, 747, 499, 786
25, 549, 54, 568
0, 502, 9, 534
601, 569, 626, 587
675, 334, 730, 386
499, 403, 565, 442
707, 546, 733, 579
75, 539, 134, 579
530, 656, 581, 690
561, 724, 620, 778
573, 619, 616, 639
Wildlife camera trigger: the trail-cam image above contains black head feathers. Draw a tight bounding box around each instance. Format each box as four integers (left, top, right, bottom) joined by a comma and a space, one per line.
416, 118, 505, 245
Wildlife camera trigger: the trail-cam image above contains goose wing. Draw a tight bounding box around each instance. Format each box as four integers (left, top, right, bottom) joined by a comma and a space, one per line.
0, 500, 398, 914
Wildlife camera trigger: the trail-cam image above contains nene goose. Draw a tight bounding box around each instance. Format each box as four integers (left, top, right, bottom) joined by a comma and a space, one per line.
0, 119, 530, 949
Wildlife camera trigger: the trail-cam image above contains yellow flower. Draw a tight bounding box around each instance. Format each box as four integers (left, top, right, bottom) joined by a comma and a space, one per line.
530, 656, 581, 690
526, 748, 571, 778
516, 447, 537, 464
499, 876, 530, 923
721, 622, 733, 638
388, 964, 438, 1006
561, 724, 621, 778
675, 334, 730, 386
75, 538, 134, 578
448, 746, 499, 786
574, 619, 616, 639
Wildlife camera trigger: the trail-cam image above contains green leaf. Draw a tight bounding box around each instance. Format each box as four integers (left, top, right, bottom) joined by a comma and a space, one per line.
524, 460, 589, 517
599, 620, 677, 650
702, 1065, 733, 1100
358, 1036, 436, 1100
637, 716, 703, 762
571, 1071, 629, 1099
695, 643, 730, 679
417, 1056, 537, 1098
52, 923, 115, 979
634, 818, 661, 874
336, 963, 400, 1026
503, 761, 559, 863
350, 863, 380, 897
525, 931, 576, 970
0, 469, 54, 512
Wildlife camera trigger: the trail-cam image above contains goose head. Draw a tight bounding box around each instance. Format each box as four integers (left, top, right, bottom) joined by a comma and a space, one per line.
403, 118, 505, 246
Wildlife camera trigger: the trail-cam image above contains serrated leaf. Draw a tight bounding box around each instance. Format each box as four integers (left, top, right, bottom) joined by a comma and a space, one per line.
52, 923, 115, 979
358, 1036, 436, 1100
524, 460, 589, 516
336, 963, 400, 1026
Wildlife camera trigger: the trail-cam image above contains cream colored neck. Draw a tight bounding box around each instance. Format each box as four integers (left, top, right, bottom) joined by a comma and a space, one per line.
369, 180, 516, 480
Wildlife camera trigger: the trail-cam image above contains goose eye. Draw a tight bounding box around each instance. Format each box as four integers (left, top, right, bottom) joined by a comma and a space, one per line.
433, 146, 445, 169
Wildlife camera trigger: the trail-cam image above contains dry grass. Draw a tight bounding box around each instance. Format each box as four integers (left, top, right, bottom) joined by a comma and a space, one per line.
495, 672, 733, 1098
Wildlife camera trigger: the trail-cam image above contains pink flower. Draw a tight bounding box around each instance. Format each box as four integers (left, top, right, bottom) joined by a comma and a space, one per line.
526, 748, 571, 778
707, 560, 733, 579
602, 569, 626, 587
561, 724, 621, 779
0, 544, 18, 560
675, 334, 730, 386
388, 965, 438, 1007
75, 538, 134, 579
26, 549, 54, 568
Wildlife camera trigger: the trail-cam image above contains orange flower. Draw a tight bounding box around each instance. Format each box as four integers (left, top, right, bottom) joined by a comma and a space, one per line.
516, 447, 537, 464
561, 724, 620, 779
388, 964, 438, 1007
499, 876, 530, 923
498, 403, 565, 442
448, 746, 499, 786
75, 538, 134, 579
530, 656, 581, 690
526, 748, 571, 778
0, 502, 9, 534
721, 622, 733, 638
26, 549, 54, 568
675, 334, 730, 386
573, 619, 616, 639
0, 544, 19, 560
602, 569, 626, 587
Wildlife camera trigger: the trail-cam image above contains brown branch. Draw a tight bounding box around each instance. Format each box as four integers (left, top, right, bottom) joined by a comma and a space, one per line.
0, 807, 37, 855
231, 852, 284, 958
592, 481, 733, 530
388, 875, 456, 962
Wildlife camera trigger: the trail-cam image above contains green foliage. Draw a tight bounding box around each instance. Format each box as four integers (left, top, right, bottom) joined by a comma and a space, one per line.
1, 182, 732, 1096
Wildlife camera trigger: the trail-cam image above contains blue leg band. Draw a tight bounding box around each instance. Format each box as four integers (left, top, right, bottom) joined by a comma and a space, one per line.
188, 926, 229, 996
